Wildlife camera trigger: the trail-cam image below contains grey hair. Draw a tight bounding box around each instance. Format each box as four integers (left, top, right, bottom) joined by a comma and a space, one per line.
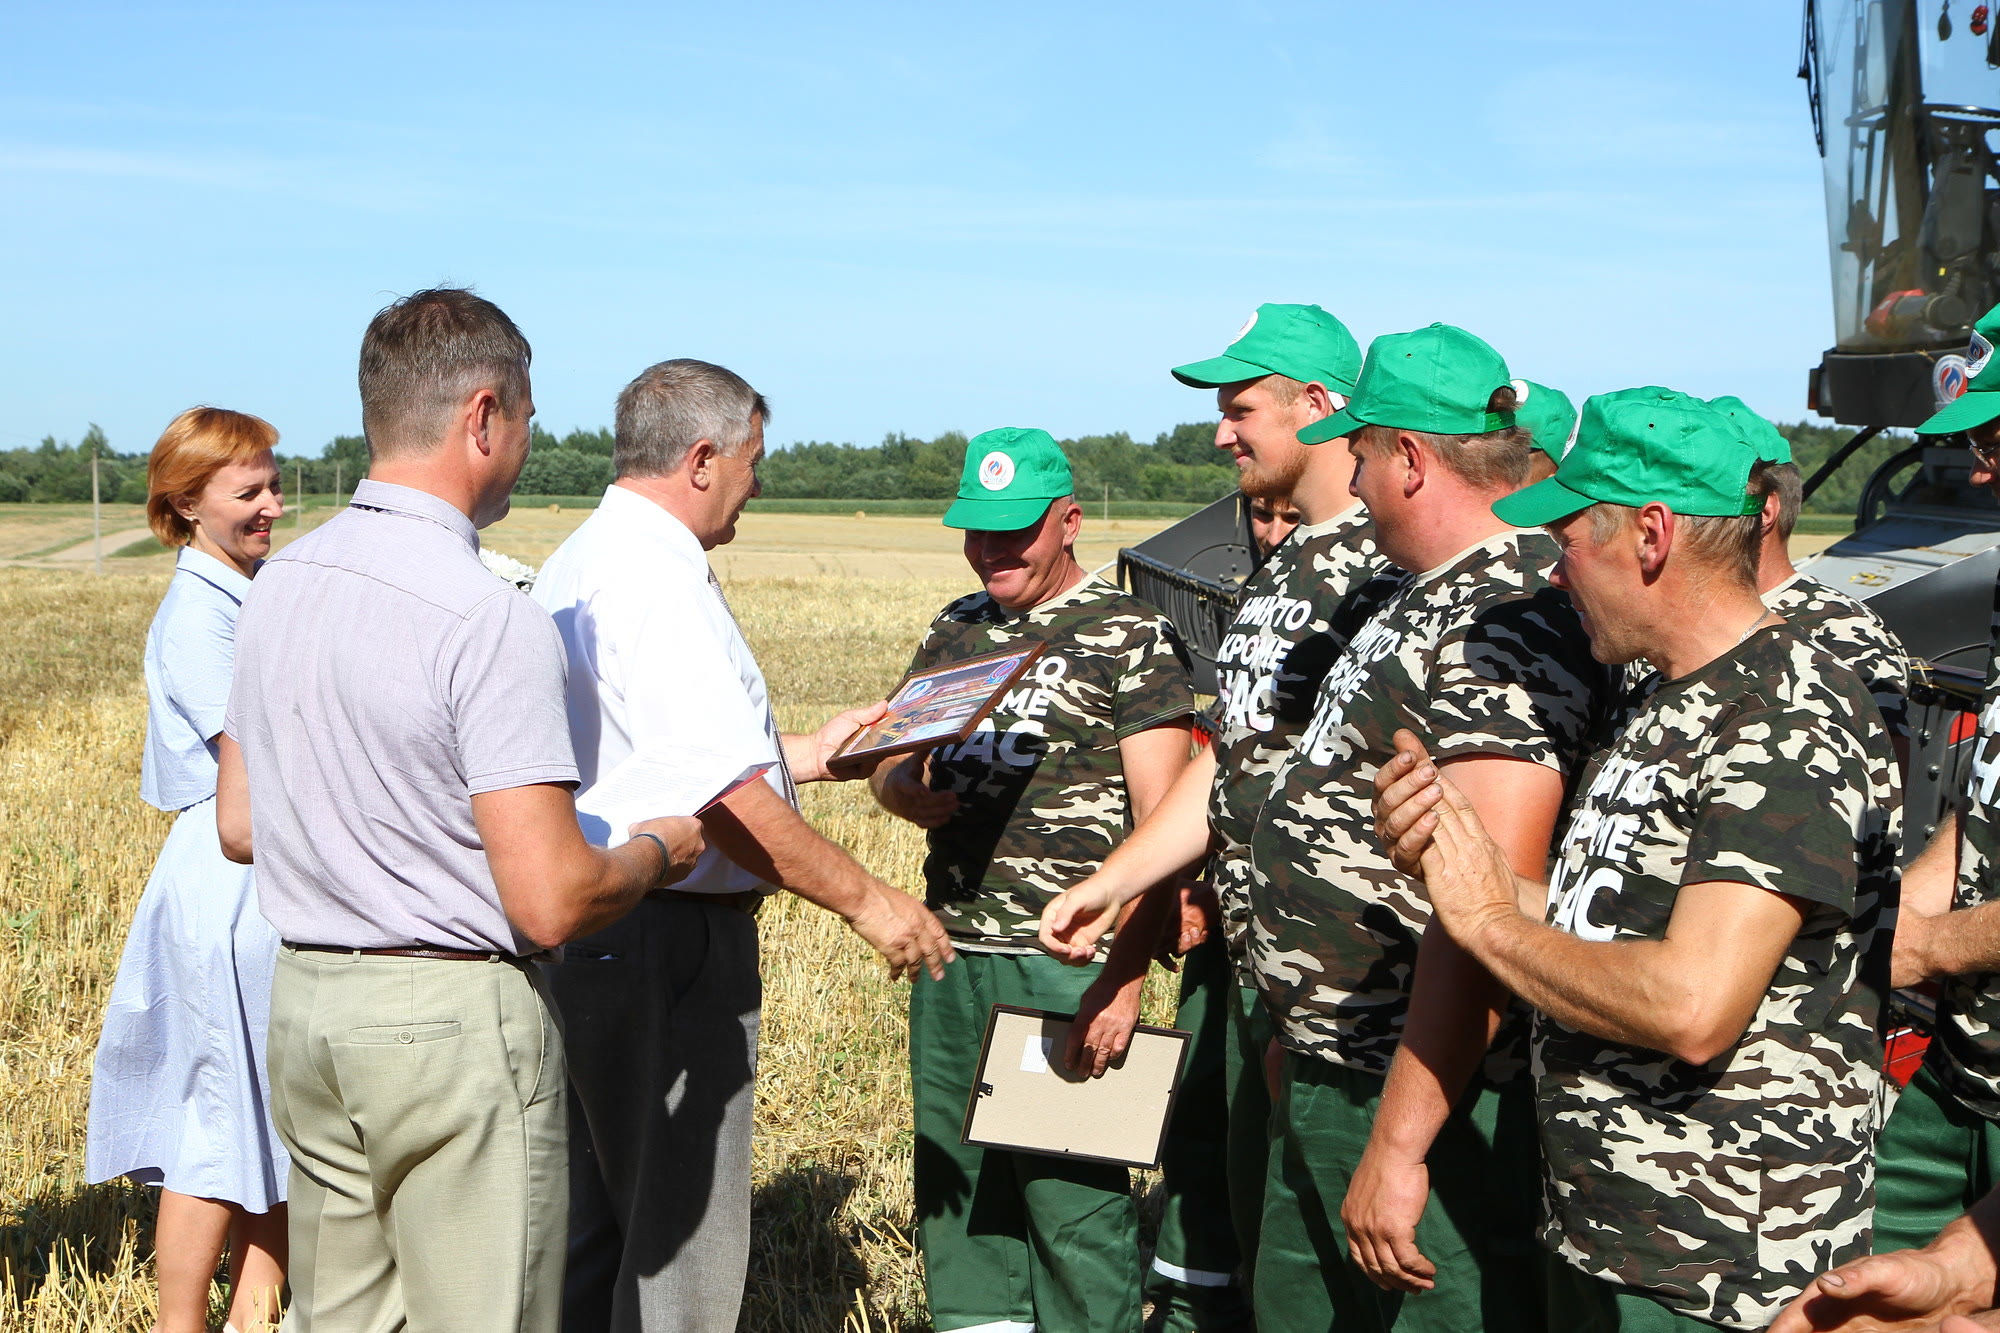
614, 359, 771, 479
1585, 502, 1761, 585
359, 287, 532, 459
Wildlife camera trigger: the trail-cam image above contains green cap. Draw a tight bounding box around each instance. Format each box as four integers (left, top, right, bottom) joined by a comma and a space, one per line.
943, 427, 1073, 531
1492, 387, 1767, 528
1512, 379, 1577, 461
1299, 324, 1514, 445
1170, 303, 1362, 394
1707, 394, 1792, 464
1918, 302, 2000, 434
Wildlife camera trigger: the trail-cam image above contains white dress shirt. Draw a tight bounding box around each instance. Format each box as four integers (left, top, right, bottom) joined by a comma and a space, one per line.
532, 483, 789, 895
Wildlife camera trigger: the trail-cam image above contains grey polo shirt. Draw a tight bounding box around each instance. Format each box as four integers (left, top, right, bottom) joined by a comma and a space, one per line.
226, 479, 579, 954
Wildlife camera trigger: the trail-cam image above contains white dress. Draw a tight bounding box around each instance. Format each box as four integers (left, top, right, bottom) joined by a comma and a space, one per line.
84, 546, 287, 1212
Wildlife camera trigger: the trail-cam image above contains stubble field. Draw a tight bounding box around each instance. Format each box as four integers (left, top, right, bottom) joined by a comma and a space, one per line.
0, 506, 1180, 1331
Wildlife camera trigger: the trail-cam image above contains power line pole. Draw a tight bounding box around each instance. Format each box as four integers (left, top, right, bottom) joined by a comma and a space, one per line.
335, 460, 343, 503
91, 443, 102, 575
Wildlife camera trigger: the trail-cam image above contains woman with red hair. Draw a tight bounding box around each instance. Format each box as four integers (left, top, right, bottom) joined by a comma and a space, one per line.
87, 407, 289, 1333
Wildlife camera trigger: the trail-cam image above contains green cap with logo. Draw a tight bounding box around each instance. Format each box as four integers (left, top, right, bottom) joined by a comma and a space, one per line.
1492, 387, 1767, 528
1919, 302, 2000, 434
1171, 303, 1363, 394
943, 427, 1074, 531
1512, 379, 1577, 461
1708, 394, 1792, 464
1298, 323, 1514, 445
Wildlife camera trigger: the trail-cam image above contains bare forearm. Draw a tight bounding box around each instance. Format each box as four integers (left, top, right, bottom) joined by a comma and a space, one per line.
1091, 746, 1219, 906
1098, 887, 1171, 988
703, 788, 880, 918
555, 840, 678, 940
1460, 909, 1714, 1060
1919, 900, 2000, 978
1369, 924, 1506, 1161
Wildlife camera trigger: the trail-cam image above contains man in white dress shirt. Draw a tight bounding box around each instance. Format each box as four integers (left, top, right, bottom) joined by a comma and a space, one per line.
532, 358, 955, 1333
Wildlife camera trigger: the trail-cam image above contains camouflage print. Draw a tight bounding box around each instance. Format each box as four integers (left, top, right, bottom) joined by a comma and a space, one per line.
1535, 624, 1898, 1330
1763, 572, 1913, 746
1934, 570, 2000, 1119
1621, 573, 1913, 746
1208, 505, 1389, 958
1245, 529, 1609, 1077
911, 575, 1197, 946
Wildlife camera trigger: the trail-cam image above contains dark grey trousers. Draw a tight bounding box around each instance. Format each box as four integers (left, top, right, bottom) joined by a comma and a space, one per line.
545, 896, 761, 1333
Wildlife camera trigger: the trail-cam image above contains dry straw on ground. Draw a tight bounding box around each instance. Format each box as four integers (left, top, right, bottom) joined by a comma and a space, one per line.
0, 540, 1180, 1331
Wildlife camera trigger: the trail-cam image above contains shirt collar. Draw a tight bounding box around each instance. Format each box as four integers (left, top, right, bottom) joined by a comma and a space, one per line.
350, 479, 481, 551
595, 483, 708, 567
174, 543, 254, 601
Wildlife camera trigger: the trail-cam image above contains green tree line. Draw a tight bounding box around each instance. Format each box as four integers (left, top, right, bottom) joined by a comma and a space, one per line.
0, 419, 1925, 516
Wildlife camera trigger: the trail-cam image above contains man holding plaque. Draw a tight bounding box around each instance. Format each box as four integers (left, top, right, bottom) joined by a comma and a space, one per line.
870, 426, 1198, 1333
532, 358, 953, 1333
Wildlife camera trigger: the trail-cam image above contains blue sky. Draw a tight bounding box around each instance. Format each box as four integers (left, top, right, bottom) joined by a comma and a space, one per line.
5, 2, 1832, 458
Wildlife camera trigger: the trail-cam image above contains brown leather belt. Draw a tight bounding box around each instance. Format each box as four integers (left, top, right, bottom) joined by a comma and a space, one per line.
654, 889, 763, 914
286, 942, 519, 963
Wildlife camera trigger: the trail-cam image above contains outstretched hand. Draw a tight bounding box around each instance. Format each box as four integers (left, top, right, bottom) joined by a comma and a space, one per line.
1769, 1244, 1996, 1332
1039, 880, 1122, 966
847, 885, 957, 982
808, 701, 890, 782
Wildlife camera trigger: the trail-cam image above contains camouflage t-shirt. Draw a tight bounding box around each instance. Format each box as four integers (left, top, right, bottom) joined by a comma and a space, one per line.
1934, 569, 2000, 1119
1535, 624, 1896, 1329
1245, 529, 1607, 1075
1208, 504, 1385, 957
911, 575, 1197, 947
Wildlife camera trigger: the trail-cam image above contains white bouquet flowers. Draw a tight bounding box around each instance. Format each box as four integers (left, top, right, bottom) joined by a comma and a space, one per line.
480, 548, 539, 591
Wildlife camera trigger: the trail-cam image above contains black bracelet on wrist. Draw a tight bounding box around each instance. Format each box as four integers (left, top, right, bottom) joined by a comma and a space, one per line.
632, 831, 670, 884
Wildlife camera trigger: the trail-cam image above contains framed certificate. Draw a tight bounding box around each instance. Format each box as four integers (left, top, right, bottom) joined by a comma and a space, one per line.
961, 1004, 1192, 1169
833, 642, 1047, 764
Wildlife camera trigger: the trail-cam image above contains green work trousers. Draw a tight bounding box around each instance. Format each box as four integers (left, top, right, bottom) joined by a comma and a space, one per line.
267, 946, 568, 1332
1544, 1261, 1726, 1331
1148, 935, 1254, 1331
1222, 978, 1274, 1275
1254, 1053, 1544, 1333
1874, 1057, 2000, 1253
910, 949, 1143, 1333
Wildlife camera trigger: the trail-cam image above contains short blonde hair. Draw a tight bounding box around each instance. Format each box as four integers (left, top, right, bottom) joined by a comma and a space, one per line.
146, 407, 280, 546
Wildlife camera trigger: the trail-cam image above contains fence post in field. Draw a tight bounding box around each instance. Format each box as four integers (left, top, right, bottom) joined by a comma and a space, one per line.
91, 445, 102, 575
297, 462, 304, 529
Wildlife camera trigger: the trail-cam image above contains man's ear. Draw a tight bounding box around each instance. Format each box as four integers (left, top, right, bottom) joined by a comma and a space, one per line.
1758, 489, 1781, 538
465, 388, 501, 458
686, 438, 719, 491
1300, 381, 1337, 421
1398, 431, 1426, 498
1636, 502, 1675, 579
1059, 498, 1083, 546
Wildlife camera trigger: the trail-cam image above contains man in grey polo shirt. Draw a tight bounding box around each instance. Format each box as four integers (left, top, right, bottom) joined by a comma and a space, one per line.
218, 288, 704, 1333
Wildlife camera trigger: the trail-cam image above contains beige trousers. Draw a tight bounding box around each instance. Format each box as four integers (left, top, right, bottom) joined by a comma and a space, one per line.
268, 946, 568, 1332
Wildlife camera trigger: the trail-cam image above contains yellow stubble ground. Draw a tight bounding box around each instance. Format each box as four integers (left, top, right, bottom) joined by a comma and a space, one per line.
0, 509, 1182, 1332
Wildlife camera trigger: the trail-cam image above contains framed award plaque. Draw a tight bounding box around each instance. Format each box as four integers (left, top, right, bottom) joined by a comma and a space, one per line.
833, 642, 1047, 764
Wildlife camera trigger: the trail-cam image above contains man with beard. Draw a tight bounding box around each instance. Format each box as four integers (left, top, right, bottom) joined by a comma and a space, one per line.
1042, 304, 1379, 1318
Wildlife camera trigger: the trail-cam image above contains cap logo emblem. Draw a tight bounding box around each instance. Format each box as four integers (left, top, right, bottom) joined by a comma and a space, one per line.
1510, 378, 1531, 403
1970, 330, 1994, 378
1233, 310, 1259, 342
1936, 354, 1971, 407
978, 451, 1016, 491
